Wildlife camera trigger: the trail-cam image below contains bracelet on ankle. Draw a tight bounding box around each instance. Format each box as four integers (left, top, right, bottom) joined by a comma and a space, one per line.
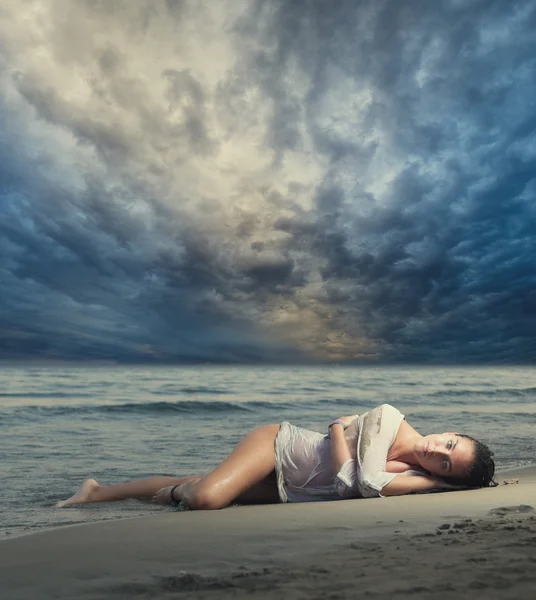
169, 484, 180, 504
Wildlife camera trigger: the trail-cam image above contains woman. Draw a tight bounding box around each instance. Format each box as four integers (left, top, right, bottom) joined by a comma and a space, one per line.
56, 404, 496, 510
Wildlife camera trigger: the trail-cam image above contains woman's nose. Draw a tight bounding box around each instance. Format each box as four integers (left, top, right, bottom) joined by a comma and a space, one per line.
429, 443, 446, 456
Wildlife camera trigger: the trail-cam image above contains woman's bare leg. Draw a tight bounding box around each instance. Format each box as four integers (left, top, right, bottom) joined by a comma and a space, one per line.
56, 475, 201, 508
57, 423, 280, 510
173, 424, 280, 510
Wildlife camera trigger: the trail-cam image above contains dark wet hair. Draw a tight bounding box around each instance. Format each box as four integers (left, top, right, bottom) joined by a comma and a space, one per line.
443, 434, 497, 488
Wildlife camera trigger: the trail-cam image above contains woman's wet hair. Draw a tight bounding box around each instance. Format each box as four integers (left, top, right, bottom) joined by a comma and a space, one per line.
443, 434, 497, 488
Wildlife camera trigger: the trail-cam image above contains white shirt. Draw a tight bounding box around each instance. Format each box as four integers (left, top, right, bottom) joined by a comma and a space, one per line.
275, 404, 423, 502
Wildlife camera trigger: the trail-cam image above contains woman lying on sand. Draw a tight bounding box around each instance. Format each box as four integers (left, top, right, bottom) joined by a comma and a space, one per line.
56, 404, 496, 510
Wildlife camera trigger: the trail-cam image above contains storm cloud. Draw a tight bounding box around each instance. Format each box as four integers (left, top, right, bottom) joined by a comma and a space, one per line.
1, 0, 535, 363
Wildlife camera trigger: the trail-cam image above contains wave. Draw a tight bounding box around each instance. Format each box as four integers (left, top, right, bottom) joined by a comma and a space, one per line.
0, 392, 96, 399
2, 399, 298, 417
0, 395, 385, 419
150, 386, 231, 395
0, 386, 235, 399
2, 388, 534, 421
427, 387, 536, 399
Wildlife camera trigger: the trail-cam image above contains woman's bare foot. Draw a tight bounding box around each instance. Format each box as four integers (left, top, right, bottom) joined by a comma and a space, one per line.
56, 478, 100, 508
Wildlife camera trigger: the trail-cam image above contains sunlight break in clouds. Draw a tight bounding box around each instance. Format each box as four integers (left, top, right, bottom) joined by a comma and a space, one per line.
1, 0, 535, 364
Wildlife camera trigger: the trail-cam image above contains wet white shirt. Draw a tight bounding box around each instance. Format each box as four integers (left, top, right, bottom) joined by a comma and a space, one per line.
275, 404, 422, 502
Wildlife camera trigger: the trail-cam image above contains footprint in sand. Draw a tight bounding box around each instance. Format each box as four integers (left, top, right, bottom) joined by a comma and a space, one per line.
489, 505, 534, 516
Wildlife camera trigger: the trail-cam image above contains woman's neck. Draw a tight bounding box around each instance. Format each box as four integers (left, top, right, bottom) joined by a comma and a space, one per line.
388, 420, 423, 465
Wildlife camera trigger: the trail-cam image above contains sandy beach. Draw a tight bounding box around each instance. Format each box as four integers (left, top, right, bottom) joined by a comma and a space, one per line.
1, 465, 535, 600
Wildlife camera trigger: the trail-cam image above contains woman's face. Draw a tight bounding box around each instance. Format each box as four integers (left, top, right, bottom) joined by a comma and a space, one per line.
414, 433, 474, 478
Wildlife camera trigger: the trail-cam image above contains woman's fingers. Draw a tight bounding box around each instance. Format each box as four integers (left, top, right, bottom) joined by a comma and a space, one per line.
152, 486, 173, 504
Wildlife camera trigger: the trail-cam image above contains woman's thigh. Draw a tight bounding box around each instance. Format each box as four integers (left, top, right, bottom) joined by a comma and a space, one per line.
196, 424, 280, 507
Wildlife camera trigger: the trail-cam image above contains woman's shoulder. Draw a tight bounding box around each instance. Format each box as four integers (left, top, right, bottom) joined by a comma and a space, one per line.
358, 404, 405, 434
379, 403, 401, 410
365, 404, 404, 418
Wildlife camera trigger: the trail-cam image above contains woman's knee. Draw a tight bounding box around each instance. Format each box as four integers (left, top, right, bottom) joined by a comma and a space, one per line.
188, 483, 227, 510
188, 424, 280, 510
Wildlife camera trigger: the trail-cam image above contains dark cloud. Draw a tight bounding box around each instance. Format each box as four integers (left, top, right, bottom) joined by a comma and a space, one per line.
1, 0, 535, 363
232, 0, 536, 362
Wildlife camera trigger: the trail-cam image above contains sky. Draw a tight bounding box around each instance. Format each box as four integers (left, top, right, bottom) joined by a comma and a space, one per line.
1, 0, 535, 365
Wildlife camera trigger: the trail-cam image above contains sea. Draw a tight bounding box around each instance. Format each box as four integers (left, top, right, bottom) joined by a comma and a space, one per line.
0, 365, 534, 540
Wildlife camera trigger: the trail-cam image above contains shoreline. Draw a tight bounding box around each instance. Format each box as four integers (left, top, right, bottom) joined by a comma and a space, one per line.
1, 466, 535, 599
2, 463, 534, 543
3, 463, 534, 542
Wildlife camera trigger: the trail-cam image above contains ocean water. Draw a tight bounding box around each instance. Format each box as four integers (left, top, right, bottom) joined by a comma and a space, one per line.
0, 365, 534, 540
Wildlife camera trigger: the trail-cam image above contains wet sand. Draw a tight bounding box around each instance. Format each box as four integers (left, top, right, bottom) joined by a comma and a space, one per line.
1, 465, 535, 599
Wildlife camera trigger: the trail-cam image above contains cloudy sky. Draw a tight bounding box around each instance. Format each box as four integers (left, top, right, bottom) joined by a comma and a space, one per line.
1, 0, 535, 364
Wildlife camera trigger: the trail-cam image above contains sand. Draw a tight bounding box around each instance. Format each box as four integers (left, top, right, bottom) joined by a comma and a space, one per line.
1, 465, 535, 599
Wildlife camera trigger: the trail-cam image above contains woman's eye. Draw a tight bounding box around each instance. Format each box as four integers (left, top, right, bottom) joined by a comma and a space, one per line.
441, 460, 449, 470
446, 440, 452, 450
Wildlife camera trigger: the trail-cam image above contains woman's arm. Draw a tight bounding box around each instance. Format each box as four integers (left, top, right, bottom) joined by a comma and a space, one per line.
329, 423, 353, 475
381, 474, 456, 496
385, 460, 414, 473
329, 416, 359, 497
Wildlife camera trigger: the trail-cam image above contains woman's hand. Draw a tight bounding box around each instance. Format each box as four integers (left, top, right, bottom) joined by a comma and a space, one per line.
152, 486, 176, 505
